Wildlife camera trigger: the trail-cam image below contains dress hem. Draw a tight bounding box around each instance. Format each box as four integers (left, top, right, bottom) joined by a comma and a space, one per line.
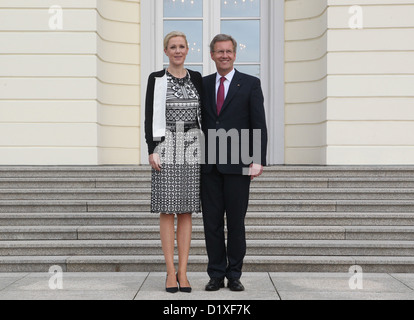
151, 211, 201, 215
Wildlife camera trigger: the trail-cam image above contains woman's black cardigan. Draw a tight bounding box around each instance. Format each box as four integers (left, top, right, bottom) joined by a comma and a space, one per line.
144, 69, 203, 155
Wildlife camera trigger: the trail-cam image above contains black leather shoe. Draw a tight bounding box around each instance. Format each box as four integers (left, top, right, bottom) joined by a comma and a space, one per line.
205, 278, 225, 291
228, 279, 245, 292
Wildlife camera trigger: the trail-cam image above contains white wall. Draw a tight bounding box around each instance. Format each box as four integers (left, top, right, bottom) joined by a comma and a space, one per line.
284, 0, 414, 165
96, 0, 140, 164
2, 0, 413, 166
0, 0, 140, 165
285, 0, 328, 164
0, 0, 98, 164
326, 0, 414, 164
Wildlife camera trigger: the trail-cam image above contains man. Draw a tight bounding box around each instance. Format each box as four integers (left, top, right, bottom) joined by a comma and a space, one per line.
201, 34, 268, 292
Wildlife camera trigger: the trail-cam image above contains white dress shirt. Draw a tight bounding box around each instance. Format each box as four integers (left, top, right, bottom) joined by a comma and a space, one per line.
215, 69, 236, 103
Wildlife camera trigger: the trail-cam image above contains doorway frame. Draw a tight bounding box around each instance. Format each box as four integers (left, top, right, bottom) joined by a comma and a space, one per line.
140, 0, 285, 165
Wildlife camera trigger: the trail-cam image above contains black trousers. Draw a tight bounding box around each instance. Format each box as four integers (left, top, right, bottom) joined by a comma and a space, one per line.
201, 165, 251, 280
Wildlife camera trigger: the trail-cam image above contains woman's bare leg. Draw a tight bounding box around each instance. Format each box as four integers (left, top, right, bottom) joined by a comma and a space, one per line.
160, 213, 177, 288
177, 213, 192, 287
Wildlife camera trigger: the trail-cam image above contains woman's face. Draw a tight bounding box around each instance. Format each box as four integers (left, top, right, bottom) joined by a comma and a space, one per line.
165, 36, 189, 67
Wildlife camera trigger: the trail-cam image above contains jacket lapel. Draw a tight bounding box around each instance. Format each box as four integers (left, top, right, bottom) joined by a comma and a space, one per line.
209, 74, 218, 115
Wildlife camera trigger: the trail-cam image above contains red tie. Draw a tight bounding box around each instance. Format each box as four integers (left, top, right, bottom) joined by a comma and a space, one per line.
217, 77, 226, 115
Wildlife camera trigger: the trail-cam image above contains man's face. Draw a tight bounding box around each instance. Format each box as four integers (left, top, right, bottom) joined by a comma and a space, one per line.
211, 40, 236, 76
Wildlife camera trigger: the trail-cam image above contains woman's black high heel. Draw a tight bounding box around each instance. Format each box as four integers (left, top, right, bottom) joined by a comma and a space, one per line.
176, 274, 192, 293
166, 275, 179, 294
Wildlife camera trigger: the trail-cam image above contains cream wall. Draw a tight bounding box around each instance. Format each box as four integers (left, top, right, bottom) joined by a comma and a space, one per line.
326, 0, 414, 165
0, 0, 140, 165
285, 0, 328, 164
285, 0, 414, 165
96, 0, 140, 164
1, 0, 413, 166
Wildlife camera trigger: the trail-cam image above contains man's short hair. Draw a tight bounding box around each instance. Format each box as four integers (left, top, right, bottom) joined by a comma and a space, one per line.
210, 34, 238, 53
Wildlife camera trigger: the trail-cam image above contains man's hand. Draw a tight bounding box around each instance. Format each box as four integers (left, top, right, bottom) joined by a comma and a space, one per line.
149, 153, 161, 172
249, 163, 264, 181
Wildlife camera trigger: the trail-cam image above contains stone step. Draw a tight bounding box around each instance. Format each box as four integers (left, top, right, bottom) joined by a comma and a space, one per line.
243, 256, 414, 273
1, 225, 413, 241
92, 224, 412, 241
250, 200, 414, 212
250, 188, 414, 200
261, 166, 414, 178
0, 177, 151, 189
2, 199, 414, 213
1, 212, 414, 227
0, 240, 413, 257
0, 212, 160, 226
325, 177, 414, 189
0, 166, 151, 178
1, 255, 414, 273
2, 165, 414, 178
0, 200, 149, 213
0, 188, 150, 200
254, 177, 414, 188
3, 177, 414, 189
2, 188, 414, 201
1, 165, 414, 273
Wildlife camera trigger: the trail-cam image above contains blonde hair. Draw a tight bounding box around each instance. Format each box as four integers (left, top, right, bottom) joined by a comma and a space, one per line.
164, 31, 189, 50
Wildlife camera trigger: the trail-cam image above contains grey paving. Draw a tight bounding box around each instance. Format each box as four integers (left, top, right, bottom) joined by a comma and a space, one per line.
0, 272, 413, 300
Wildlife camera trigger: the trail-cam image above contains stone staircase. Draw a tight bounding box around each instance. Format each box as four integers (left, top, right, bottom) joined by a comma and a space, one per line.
0, 166, 414, 273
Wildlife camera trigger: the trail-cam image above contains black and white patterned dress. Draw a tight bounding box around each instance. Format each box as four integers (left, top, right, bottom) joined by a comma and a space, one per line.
151, 71, 202, 214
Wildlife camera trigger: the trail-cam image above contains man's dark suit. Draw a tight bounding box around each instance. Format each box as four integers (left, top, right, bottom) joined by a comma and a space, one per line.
201, 69, 268, 280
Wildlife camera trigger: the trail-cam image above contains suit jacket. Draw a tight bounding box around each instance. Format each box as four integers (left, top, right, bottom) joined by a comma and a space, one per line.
201, 70, 268, 175
144, 69, 203, 155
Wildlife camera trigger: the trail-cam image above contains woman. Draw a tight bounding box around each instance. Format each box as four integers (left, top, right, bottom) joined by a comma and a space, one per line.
144, 31, 203, 293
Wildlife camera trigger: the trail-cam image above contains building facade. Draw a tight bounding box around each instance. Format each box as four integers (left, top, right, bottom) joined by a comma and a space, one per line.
0, 0, 413, 166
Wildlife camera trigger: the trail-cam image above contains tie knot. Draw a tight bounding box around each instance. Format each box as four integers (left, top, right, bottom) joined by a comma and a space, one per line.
220, 77, 226, 84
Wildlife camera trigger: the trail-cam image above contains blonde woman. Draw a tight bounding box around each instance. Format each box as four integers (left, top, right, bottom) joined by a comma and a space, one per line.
144, 31, 203, 293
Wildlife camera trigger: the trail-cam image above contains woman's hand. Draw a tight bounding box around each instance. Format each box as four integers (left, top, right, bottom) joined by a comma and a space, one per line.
149, 153, 162, 172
